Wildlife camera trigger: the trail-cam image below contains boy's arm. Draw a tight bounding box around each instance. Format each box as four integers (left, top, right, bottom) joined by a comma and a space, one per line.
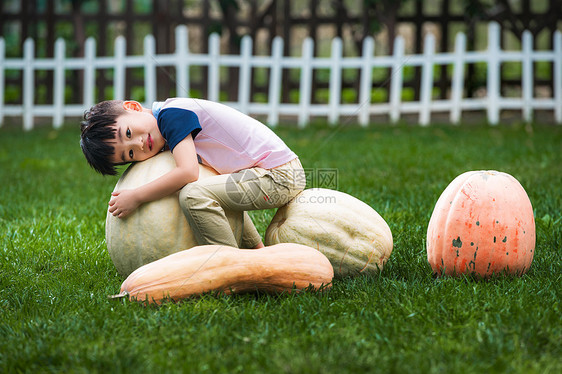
108, 135, 199, 218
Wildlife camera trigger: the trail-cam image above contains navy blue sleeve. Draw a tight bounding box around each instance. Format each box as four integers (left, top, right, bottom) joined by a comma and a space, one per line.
157, 108, 202, 151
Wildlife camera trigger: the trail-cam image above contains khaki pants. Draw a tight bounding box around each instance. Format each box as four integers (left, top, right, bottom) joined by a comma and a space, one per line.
179, 158, 306, 248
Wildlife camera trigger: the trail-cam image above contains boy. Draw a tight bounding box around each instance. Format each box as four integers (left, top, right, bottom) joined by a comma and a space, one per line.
80, 98, 306, 249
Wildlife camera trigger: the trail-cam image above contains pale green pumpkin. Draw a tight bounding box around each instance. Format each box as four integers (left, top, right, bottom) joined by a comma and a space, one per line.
105, 151, 243, 277
265, 188, 393, 278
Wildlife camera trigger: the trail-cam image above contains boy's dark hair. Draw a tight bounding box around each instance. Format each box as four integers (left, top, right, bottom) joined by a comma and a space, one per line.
80, 100, 125, 176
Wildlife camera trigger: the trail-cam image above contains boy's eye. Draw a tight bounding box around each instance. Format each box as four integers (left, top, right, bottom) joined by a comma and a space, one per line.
126, 129, 131, 138
129, 150, 134, 159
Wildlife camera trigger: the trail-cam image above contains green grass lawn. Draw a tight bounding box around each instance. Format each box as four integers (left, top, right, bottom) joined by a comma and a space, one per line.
0, 121, 560, 373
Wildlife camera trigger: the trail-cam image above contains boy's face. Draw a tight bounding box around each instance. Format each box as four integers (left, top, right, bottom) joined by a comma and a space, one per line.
109, 101, 166, 164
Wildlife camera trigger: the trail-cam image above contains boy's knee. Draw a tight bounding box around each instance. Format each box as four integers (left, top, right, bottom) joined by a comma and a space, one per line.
179, 183, 217, 211
179, 183, 201, 207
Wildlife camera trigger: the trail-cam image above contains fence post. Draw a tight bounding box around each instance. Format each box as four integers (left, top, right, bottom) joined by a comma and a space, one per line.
298, 37, 313, 128
208, 33, 220, 102
53, 38, 65, 128
419, 33, 435, 126
554, 31, 562, 124
390, 36, 405, 124
359, 37, 374, 127
144, 35, 156, 106
0, 38, 4, 127
328, 37, 343, 125
238, 35, 252, 114
267, 36, 283, 127
114, 36, 126, 101
522, 30, 533, 123
83, 38, 96, 111
175, 25, 190, 97
450, 32, 466, 124
23, 38, 35, 130
486, 22, 501, 125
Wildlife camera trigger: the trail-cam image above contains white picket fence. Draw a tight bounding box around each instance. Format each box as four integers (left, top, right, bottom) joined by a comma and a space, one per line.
0, 22, 561, 130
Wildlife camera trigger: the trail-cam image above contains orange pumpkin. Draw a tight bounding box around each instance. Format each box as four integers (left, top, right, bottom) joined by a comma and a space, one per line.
427, 170, 535, 277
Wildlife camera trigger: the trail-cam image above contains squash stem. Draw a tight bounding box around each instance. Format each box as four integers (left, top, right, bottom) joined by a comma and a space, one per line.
108, 291, 129, 300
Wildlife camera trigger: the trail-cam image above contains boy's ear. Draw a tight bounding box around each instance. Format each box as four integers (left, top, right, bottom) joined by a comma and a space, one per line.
123, 100, 142, 112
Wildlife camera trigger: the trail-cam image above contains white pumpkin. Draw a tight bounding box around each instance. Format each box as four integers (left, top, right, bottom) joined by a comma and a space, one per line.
106, 151, 243, 277
265, 188, 393, 278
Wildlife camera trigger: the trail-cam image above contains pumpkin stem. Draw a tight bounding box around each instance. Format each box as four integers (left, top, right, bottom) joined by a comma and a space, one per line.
108, 291, 129, 300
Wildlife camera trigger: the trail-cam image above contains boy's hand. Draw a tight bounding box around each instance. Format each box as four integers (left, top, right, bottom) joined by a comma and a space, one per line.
108, 190, 141, 219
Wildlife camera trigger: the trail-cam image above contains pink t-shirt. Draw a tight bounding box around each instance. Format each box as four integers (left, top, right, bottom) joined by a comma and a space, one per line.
152, 98, 297, 174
